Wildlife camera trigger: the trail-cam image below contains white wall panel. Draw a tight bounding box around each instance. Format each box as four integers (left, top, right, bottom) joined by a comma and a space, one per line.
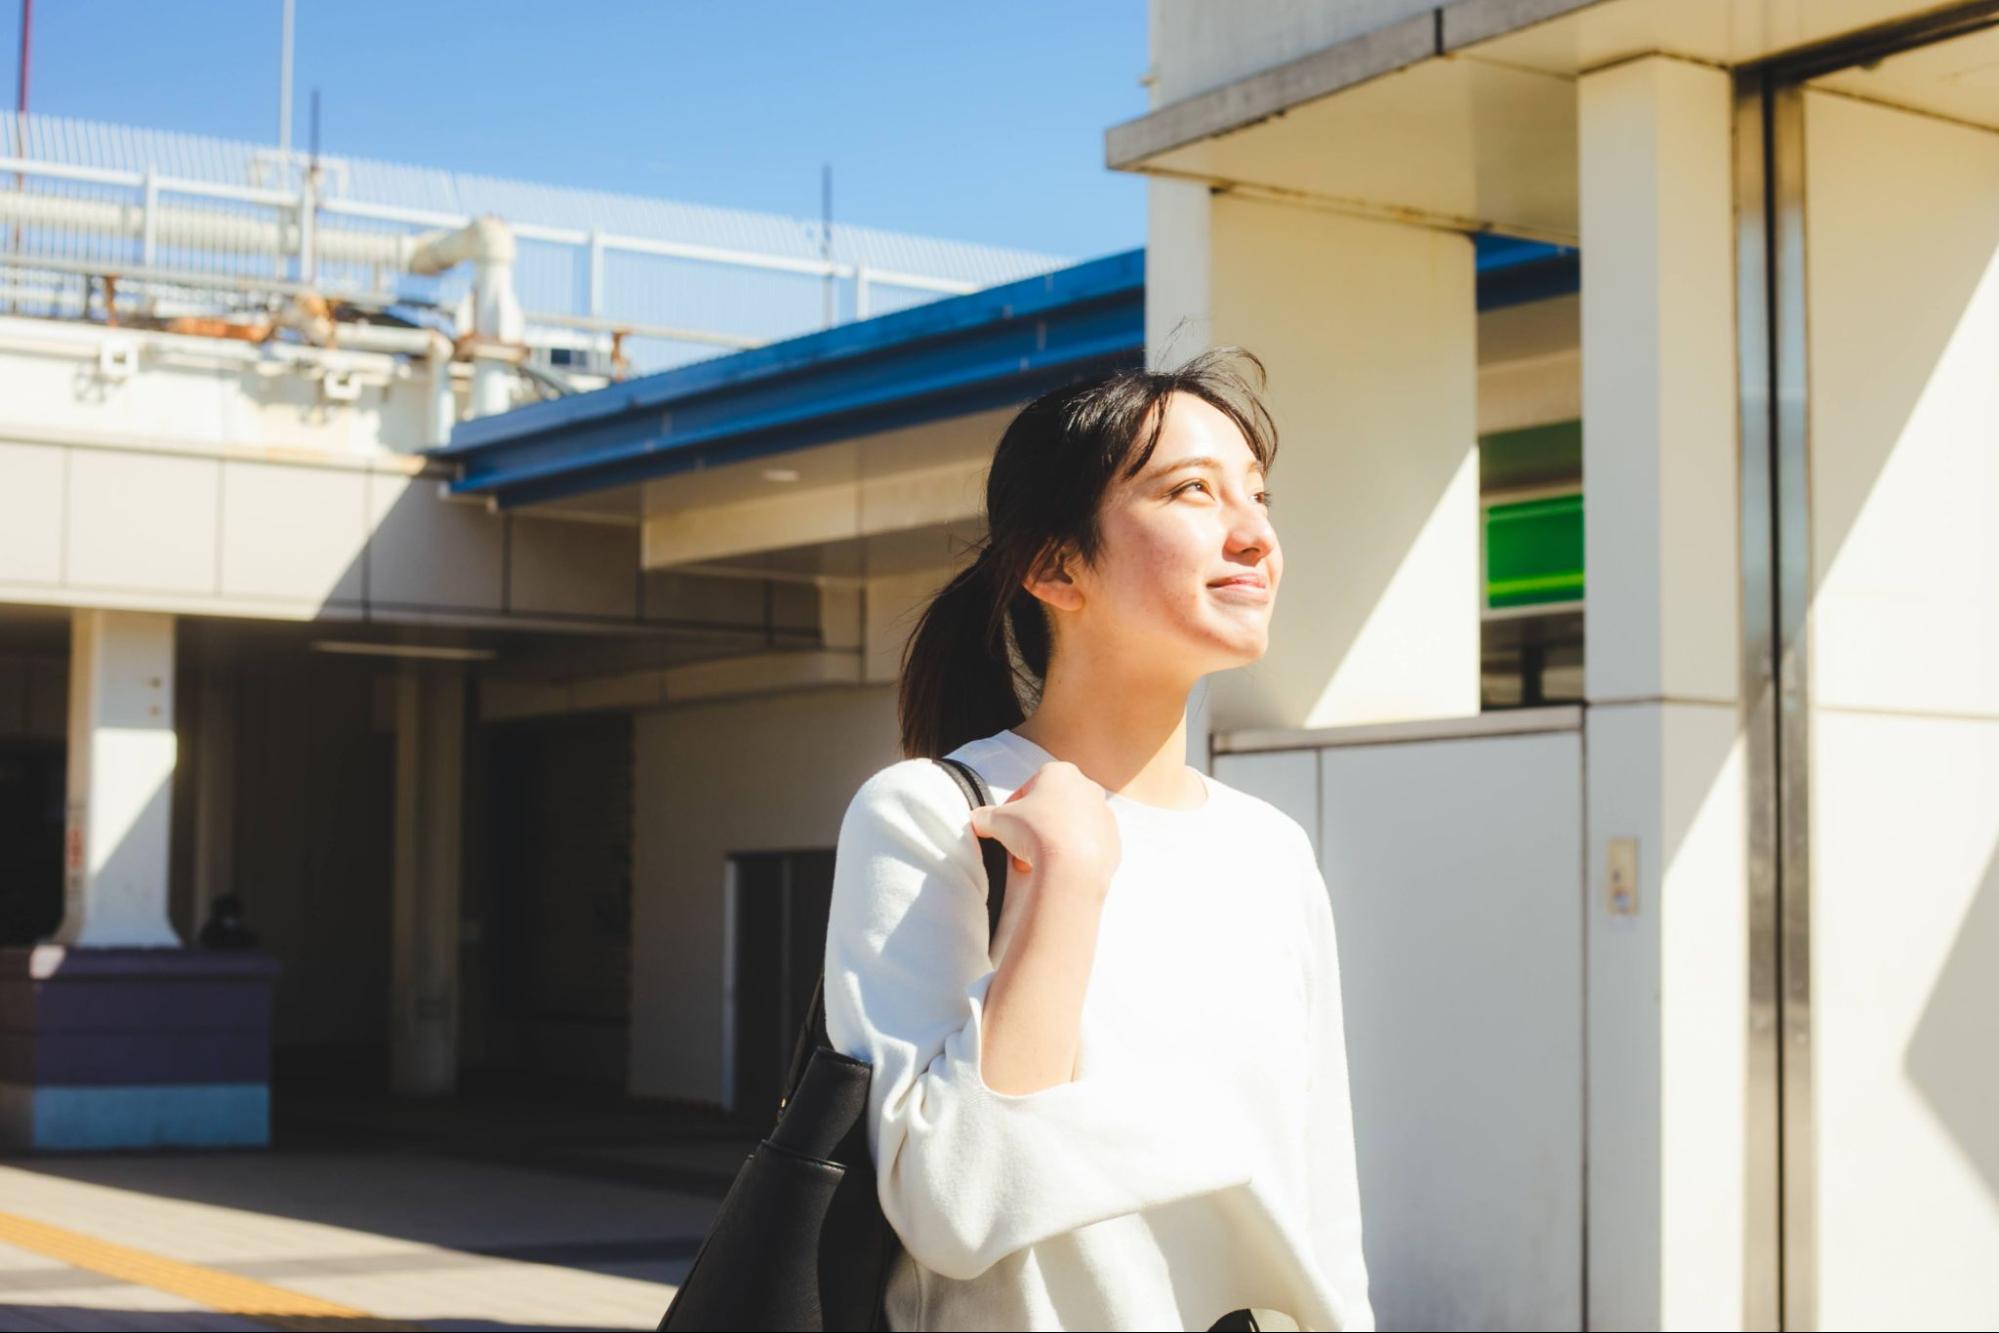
1316, 728, 1584, 1331
65, 451, 219, 594
0, 442, 64, 584
1810, 708, 1999, 1331
219, 460, 368, 605
1211, 746, 1319, 860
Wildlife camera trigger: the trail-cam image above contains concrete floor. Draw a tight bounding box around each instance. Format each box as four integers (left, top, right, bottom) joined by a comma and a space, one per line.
0, 1074, 761, 1331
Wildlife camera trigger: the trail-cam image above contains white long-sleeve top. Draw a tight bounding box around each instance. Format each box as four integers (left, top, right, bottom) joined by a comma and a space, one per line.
821, 726, 1373, 1332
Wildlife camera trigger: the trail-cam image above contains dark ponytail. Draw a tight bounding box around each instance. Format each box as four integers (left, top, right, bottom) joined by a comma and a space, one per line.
897, 346, 1278, 759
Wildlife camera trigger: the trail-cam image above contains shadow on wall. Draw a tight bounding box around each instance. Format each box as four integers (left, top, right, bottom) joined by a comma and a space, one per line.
1804, 87, 1999, 1228
1906, 839, 1999, 1200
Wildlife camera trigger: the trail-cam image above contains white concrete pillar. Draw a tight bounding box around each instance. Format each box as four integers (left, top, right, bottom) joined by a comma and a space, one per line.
1578, 55, 1749, 1331
1183, 194, 1481, 730
56, 609, 181, 948
390, 661, 465, 1096
1146, 177, 1211, 369
190, 661, 236, 932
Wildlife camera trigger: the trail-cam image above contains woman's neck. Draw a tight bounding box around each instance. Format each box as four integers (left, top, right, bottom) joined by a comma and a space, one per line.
1013, 672, 1204, 809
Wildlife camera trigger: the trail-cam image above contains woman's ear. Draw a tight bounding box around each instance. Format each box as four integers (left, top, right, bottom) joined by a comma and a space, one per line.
1021, 540, 1084, 613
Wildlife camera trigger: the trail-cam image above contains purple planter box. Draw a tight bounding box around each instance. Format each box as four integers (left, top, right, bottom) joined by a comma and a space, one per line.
0, 945, 282, 1151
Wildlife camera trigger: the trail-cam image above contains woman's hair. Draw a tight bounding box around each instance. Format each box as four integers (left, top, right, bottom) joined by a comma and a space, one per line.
897, 346, 1278, 759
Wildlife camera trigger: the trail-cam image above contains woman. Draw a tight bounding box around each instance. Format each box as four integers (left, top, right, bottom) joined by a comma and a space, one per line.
821, 348, 1373, 1332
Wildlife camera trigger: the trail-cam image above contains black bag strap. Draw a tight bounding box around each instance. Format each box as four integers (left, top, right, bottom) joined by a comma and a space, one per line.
933, 756, 1011, 945
780, 756, 1009, 1114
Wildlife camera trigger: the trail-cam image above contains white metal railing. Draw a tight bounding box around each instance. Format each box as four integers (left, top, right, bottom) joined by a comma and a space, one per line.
0, 153, 985, 375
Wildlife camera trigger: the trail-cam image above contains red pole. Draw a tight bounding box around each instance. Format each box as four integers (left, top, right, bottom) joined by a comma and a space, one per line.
16, 0, 30, 115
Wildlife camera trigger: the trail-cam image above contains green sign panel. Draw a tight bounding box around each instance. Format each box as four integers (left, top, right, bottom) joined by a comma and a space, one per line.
1486, 491, 1583, 609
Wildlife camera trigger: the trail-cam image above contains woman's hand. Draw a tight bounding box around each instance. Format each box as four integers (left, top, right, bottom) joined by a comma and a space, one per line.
967, 760, 1120, 1095
967, 760, 1121, 898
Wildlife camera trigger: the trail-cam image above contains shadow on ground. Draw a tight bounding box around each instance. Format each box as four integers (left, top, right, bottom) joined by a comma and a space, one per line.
0, 1069, 762, 1288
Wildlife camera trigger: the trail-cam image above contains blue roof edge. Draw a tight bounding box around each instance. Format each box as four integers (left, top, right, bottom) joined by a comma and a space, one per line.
432, 236, 1577, 507
439, 247, 1146, 455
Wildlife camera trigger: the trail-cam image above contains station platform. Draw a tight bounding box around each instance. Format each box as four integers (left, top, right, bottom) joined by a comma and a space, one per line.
0, 1073, 759, 1331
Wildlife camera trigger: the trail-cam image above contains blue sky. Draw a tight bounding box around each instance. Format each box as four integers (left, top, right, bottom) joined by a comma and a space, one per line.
1, 1, 1150, 261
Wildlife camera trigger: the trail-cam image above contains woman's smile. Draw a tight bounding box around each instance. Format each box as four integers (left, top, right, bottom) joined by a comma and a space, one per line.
1206, 573, 1271, 603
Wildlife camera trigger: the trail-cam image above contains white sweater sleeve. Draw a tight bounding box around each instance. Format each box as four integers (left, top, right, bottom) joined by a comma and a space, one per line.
1299, 841, 1376, 1331
821, 757, 1256, 1283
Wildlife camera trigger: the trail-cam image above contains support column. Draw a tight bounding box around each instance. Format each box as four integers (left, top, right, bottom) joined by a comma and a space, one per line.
57, 609, 180, 948
2, 609, 276, 1151
390, 661, 465, 1096
1145, 177, 1211, 368
1182, 194, 1481, 730
1578, 56, 1750, 1330
191, 658, 236, 933
1150, 177, 1227, 776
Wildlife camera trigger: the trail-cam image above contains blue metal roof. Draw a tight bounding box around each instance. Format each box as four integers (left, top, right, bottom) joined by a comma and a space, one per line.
1474, 235, 1580, 311
438, 249, 1148, 509
438, 237, 1576, 510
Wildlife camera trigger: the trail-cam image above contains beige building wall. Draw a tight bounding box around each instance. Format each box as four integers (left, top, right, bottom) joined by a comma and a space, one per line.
0, 322, 642, 630
630, 683, 903, 1104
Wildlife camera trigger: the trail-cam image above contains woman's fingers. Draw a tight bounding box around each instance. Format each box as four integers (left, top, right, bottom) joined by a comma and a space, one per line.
968, 803, 1034, 876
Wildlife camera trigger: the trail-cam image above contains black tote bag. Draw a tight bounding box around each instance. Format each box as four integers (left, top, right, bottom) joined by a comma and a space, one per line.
658, 755, 1009, 1332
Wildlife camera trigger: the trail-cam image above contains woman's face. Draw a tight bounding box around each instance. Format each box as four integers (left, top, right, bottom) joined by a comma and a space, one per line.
1056, 390, 1282, 679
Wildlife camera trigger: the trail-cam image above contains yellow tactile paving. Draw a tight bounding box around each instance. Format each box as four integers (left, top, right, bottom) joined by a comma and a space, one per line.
0, 1208, 415, 1332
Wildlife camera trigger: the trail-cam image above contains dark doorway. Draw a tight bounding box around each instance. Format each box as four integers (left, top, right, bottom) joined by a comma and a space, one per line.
484, 714, 635, 1086
727, 848, 835, 1121
0, 740, 64, 947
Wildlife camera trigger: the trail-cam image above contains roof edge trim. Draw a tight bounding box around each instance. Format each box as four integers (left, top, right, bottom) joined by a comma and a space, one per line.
1105, 0, 1607, 171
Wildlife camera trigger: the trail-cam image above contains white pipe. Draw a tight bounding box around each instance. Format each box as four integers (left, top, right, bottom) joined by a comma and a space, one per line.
0, 190, 530, 284
471, 272, 519, 417
330, 323, 449, 357
0, 190, 409, 266
10, 239, 762, 355
0, 291, 445, 366
0, 198, 522, 415
403, 212, 516, 275
429, 339, 458, 447
405, 215, 522, 419
0, 313, 408, 380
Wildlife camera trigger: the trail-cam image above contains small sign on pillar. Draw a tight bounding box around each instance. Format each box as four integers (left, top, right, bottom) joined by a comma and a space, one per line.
1607, 836, 1640, 916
